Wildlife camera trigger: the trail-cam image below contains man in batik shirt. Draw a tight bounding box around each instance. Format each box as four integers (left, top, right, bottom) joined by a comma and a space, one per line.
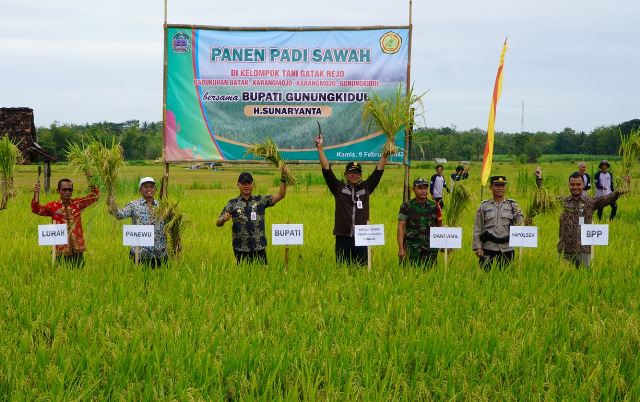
216, 172, 287, 264
535, 168, 630, 268
32, 176, 100, 267
397, 178, 443, 268
108, 177, 168, 268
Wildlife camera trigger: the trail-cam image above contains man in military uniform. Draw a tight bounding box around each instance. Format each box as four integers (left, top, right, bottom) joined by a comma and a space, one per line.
397, 178, 443, 268
472, 175, 525, 270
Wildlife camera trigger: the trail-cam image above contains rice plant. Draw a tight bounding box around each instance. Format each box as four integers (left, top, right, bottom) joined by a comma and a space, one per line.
617, 128, 640, 193
245, 137, 297, 185
0, 135, 23, 209
362, 84, 424, 157
67, 137, 125, 202
446, 182, 471, 227
155, 199, 186, 257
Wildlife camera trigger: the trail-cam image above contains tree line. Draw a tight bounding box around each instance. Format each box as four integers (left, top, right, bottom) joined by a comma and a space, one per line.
37, 120, 162, 162
412, 119, 640, 162
34, 118, 639, 162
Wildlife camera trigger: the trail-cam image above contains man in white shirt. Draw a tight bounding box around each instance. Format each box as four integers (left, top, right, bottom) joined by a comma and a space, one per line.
429, 165, 449, 208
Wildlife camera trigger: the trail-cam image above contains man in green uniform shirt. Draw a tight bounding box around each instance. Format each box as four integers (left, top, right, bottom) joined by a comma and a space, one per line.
397, 178, 443, 268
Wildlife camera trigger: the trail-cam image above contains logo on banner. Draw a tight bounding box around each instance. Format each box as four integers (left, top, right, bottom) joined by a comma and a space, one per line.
172, 32, 191, 54
379, 32, 402, 54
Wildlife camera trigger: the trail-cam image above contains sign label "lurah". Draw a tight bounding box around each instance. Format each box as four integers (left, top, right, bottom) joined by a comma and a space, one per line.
38, 224, 68, 246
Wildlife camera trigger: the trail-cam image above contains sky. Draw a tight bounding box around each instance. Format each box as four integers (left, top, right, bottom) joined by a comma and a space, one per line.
1, 0, 639, 133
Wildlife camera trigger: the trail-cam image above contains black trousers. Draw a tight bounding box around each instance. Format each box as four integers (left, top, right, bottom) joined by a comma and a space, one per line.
597, 201, 617, 221
479, 249, 514, 271
434, 197, 444, 208
335, 235, 367, 266
56, 253, 84, 268
234, 249, 267, 265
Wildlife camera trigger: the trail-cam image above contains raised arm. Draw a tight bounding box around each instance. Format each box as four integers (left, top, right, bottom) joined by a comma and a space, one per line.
315, 128, 330, 170
376, 153, 388, 171
31, 182, 50, 216
534, 166, 543, 189
271, 176, 287, 205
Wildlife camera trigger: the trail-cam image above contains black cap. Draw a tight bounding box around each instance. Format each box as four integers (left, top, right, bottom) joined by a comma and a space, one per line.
490, 175, 508, 184
237, 172, 254, 184
345, 161, 362, 173
413, 177, 429, 187
599, 159, 610, 168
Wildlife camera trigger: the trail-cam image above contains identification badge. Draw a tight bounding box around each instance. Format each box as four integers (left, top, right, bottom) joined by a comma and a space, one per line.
579, 217, 585, 225
250, 211, 257, 221
356, 200, 363, 209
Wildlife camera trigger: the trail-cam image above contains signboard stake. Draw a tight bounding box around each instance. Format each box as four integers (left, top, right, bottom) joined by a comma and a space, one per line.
518, 248, 523, 269
284, 247, 289, 272
51, 246, 56, 267
367, 220, 372, 272
444, 247, 449, 271
135, 246, 140, 265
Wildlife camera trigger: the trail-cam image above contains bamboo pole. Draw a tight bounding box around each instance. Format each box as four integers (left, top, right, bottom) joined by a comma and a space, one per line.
402, 0, 413, 203
161, 0, 169, 188
166, 24, 410, 31
51, 246, 56, 267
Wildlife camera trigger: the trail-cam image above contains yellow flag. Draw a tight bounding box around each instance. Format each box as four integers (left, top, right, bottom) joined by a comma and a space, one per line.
481, 39, 508, 186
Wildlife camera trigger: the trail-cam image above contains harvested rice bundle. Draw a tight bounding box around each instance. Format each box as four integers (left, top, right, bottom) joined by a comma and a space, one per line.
155, 199, 186, 257
362, 85, 424, 157
67, 138, 125, 201
446, 182, 471, 227
245, 137, 297, 185
525, 185, 557, 221
0, 135, 23, 210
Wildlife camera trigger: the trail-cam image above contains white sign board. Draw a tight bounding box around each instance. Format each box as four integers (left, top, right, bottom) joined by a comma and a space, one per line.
509, 226, 538, 248
429, 227, 463, 249
271, 224, 304, 245
123, 225, 155, 247
38, 224, 68, 246
581, 224, 609, 246
354, 224, 385, 246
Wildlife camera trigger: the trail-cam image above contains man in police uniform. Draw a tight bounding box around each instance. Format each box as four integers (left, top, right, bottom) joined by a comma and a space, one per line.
315, 134, 387, 266
397, 178, 443, 268
472, 175, 525, 270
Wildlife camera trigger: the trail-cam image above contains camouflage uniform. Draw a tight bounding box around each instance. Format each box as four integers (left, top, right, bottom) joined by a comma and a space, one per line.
398, 198, 442, 267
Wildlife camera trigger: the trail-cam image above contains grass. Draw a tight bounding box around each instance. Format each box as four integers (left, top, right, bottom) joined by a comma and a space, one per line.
1, 162, 639, 399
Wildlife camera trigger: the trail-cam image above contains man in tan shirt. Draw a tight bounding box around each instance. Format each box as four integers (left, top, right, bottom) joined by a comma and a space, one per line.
473, 176, 525, 270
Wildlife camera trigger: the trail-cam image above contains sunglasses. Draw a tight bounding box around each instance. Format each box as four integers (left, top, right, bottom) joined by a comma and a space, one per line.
60, 188, 74, 192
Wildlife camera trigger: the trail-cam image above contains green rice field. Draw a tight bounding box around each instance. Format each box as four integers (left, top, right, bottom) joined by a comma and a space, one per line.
1, 161, 639, 399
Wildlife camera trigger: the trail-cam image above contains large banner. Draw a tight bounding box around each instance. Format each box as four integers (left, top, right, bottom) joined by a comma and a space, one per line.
164, 26, 410, 162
